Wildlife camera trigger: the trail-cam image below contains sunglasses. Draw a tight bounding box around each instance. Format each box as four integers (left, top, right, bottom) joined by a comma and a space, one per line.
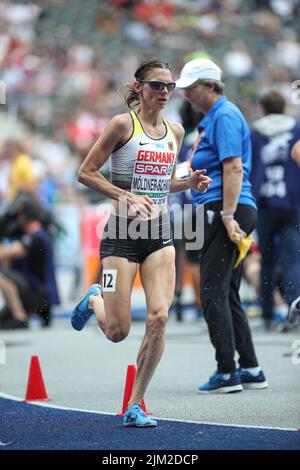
138, 80, 176, 92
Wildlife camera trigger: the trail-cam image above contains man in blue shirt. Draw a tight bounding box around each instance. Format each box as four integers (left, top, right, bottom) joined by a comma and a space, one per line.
251, 90, 300, 330
176, 57, 267, 393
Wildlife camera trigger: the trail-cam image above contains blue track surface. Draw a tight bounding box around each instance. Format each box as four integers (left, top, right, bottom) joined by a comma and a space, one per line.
0, 397, 299, 450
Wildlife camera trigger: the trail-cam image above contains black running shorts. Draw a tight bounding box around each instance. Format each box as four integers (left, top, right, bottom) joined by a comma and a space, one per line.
100, 214, 174, 264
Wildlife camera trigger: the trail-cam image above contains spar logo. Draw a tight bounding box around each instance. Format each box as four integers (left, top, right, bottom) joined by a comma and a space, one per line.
135, 163, 169, 175
167, 164, 174, 176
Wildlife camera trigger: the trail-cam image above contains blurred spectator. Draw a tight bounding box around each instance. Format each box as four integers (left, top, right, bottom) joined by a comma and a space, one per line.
251, 90, 300, 330
67, 109, 108, 152
0, 139, 37, 202
0, 2, 299, 164
133, 0, 175, 29
243, 242, 289, 321
0, 195, 60, 329
223, 41, 254, 78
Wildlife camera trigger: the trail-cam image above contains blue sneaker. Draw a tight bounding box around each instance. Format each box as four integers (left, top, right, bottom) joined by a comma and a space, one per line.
71, 284, 102, 331
198, 371, 243, 394
123, 403, 157, 427
237, 368, 268, 389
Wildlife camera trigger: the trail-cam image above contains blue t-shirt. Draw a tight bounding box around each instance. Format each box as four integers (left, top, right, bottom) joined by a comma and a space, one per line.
191, 96, 257, 209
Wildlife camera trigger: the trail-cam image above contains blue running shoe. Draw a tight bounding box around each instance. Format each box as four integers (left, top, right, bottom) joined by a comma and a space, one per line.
71, 284, 102, 331
198, 371, 243, 394
237, 368, 268, 389
123, 403, 157, 427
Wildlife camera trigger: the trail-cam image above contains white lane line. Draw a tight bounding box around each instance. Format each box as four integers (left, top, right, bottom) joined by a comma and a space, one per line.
0, 441, 12, 446
0, 392, 115, 416
0, 392, 297, 432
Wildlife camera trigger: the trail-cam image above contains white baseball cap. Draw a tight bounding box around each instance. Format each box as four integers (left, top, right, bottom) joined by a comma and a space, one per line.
176, 58, 222, 89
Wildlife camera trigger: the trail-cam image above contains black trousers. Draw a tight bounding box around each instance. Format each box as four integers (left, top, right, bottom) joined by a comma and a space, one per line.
200, 201, 259, 373
257, 206, 300, 322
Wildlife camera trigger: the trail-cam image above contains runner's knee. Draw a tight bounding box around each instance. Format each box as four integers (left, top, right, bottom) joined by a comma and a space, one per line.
107, 324, 130, 343
147, 306, 168, 336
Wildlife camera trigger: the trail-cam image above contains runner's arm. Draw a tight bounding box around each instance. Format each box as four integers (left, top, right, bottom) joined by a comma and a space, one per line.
78, 114, 132, 201
169, 123, 212, 193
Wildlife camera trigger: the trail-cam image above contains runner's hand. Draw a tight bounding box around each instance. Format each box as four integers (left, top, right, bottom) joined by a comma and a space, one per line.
190, 169, 212, 193
120, 192, 154, 218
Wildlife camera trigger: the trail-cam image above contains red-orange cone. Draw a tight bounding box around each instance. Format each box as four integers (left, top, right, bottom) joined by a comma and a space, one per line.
24, 355, 49, 402
117, 364, 152, 415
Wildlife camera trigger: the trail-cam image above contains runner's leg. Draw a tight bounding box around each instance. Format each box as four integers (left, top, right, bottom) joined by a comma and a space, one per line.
88, 256, 137, 342
128, 246, 175, 406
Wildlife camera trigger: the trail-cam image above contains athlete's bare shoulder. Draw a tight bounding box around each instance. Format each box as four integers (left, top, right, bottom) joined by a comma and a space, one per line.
110, 113, 133, 133
106, 112, 133, 148
169, 121, 185, 142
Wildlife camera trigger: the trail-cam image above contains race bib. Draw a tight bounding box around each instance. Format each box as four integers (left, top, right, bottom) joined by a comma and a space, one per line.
102, 269, 117, 292
131, 148, 176, 205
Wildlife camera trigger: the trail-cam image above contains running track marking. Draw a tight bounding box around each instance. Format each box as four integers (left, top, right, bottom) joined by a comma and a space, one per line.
0, 392, 297, 432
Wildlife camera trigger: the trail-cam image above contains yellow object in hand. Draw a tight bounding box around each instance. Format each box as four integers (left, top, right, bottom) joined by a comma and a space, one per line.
232, 235, 253, 269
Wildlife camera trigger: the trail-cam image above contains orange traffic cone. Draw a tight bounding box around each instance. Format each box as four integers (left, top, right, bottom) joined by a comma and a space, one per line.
118, 364, 152, 415
24, 355, 49, 402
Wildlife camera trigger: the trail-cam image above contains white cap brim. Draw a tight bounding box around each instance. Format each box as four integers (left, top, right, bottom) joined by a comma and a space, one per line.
175, 77, 199, 89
